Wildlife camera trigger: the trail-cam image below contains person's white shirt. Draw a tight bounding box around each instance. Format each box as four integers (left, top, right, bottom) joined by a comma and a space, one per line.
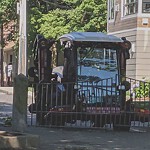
7, 64, 12, 77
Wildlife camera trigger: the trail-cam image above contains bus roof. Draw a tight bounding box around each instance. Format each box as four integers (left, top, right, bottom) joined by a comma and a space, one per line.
59, 32, 123, 43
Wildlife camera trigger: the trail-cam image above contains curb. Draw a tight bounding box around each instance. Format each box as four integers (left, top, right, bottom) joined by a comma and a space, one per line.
0, 88, 33, 97
0, 131, 40, 150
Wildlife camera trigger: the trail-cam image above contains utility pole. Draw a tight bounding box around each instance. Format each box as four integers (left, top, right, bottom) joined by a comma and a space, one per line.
18, 0, 27, 76
0, 23, 4, 86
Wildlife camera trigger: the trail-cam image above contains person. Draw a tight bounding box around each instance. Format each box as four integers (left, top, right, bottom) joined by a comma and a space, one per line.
6, 63, 12, 86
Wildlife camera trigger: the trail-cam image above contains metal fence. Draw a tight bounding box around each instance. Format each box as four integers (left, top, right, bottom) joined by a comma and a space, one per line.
28, 77, 150, 131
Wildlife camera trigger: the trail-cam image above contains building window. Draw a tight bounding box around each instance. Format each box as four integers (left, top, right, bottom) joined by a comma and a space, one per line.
123, 0, 138, 16
142, 0, 150, 13
108, 0, 115, 20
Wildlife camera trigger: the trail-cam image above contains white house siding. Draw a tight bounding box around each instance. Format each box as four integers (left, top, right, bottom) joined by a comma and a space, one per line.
108, 27, 150, 80
107, 0, 150, 80
108, 29, 137, 79
135, 29, 150, 80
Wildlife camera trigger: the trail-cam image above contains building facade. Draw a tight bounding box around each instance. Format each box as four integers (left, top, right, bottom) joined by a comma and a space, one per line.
107, 0, 150, 80
2, 21, 16, 85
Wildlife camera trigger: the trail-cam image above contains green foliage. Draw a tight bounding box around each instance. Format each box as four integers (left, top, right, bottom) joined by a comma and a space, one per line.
0, 0, 107, 57
0, 0, 107, 56
0, 0, 17, 51
134, 81, 150, 98
28, 0, 52, 55
37, 0, 107, 39
28, 7, 43, 54
0, 0, 17, 23
27, 0, 107, 56
38, 9, 71, 39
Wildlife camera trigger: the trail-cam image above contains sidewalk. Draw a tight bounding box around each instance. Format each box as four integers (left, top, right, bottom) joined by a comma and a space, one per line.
0, 86, 32, 97
1, 125, 150, 150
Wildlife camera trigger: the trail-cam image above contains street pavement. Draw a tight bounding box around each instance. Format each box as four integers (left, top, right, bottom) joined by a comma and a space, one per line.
1, 125, 150, 150
0, 87, 150, 150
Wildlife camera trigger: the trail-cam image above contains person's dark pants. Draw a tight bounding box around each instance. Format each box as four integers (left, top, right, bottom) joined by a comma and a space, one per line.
7, 77, 11, 86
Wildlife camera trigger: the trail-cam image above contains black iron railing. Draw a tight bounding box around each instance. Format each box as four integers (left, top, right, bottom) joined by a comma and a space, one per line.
28, 77, 150, 131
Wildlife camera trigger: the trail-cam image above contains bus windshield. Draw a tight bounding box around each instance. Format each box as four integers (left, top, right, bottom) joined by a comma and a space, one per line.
77, 47, 118, 84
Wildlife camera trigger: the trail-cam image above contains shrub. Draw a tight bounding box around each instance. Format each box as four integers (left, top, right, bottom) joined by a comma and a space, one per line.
134, 81, 150, 98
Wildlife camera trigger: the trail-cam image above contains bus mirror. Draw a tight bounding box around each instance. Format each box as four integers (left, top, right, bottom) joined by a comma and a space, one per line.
121, 38, 131, 59
125, 49, 130, 59
124, 40, 131, 50
121, 38, 131, 50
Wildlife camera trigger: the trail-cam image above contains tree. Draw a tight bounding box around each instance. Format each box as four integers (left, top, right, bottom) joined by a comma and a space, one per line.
27, 0, 107, 59
0, 0, 16, 23
0, 0, 17, 47
37, 0, 107, 39
27, 7, 43, 54
28, 0, 48, 54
